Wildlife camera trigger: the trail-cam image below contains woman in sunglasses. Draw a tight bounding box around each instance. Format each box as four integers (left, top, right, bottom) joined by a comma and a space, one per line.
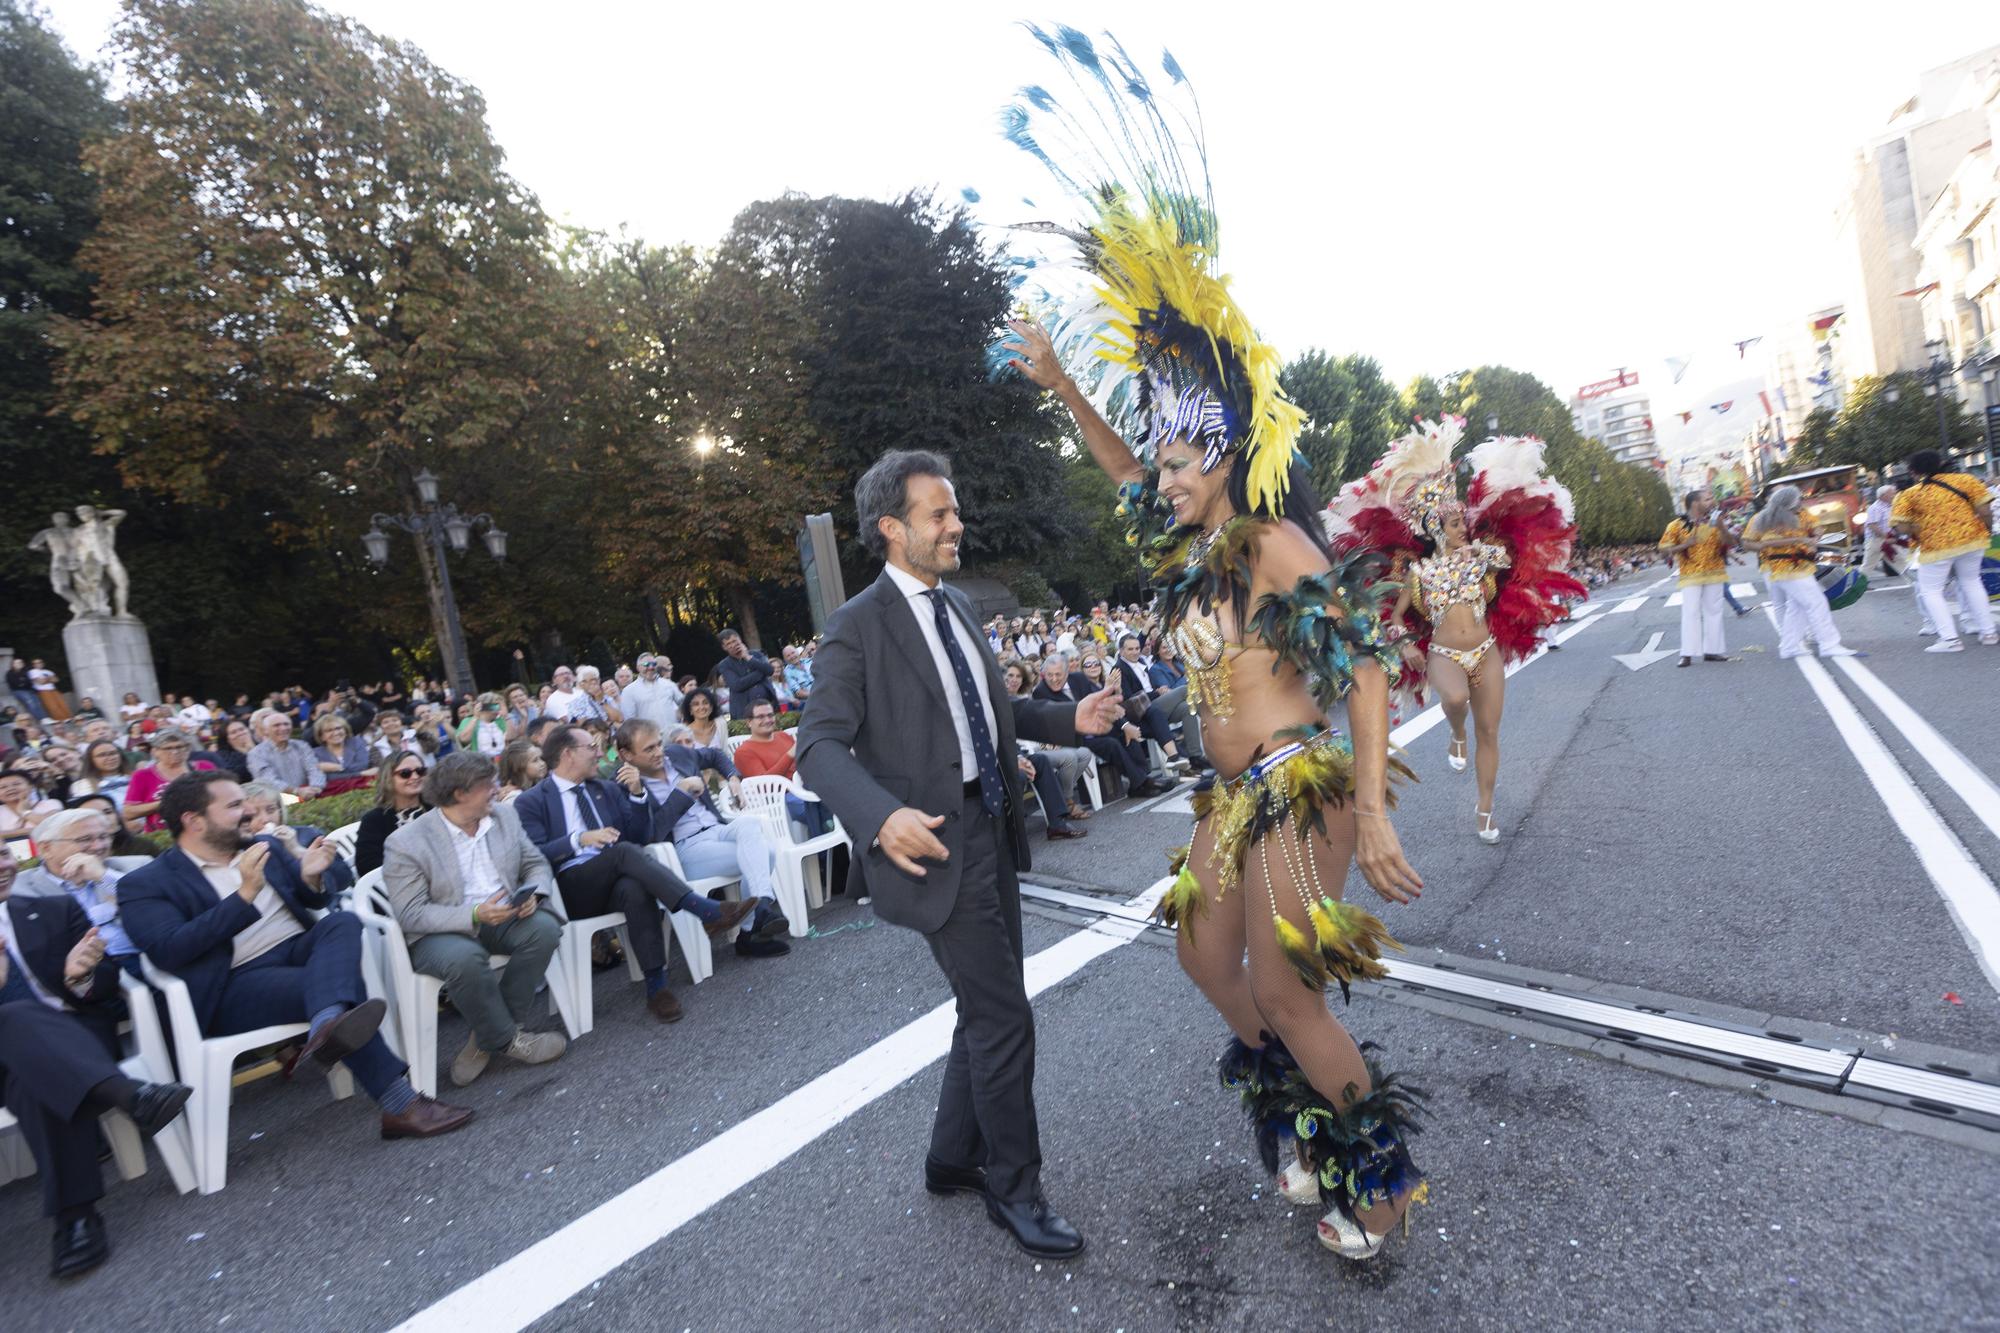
354, 755, 431, 875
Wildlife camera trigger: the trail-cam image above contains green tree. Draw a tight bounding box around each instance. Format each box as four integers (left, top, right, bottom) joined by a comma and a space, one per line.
1786, 406, 1838, 470
0, 0, 118, 654
1283, 350, 1402, 494
53, 0, 623, 686
1830, 373, 1980, 471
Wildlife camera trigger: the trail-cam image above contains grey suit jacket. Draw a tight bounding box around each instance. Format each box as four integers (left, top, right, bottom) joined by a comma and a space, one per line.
11, 856, 152, 901
795, 568, 1078, 933
380, 803, 561, 942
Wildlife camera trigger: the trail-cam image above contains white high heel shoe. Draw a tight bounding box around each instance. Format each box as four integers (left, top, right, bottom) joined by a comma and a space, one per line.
1476, 808, 1500, 844
1447, 737, 1468, 772
1317, 1205, 1389, 1260
1276, 1149, 1321, 1205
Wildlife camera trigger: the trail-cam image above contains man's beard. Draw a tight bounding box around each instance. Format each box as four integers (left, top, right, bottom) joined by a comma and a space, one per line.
906, 530, 961, 578
205, 820, 250, 858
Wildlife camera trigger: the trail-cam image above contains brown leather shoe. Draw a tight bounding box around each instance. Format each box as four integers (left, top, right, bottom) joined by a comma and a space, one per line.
299, 998, 387, 1068
702, 897, 757, 938
380, 1094, 475, 1140
1047, 826, 1087, 840
647, 987, 685, 1023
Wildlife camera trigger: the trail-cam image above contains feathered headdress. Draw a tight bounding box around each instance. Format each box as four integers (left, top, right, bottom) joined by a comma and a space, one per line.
1329, 416, 1464, 547
996, 25, 1303, 515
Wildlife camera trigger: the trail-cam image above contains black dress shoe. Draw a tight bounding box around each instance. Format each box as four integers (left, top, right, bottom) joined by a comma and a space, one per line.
751, 911, 791, 942
924, 1156, 987, 1197
297, 997, 387, 1067
734, 935, 791, 958
52, 1213, 109, 1280
128, 1081, 194, 1137
983, 1193, 1085, 1259
1046, 826, 1087, 840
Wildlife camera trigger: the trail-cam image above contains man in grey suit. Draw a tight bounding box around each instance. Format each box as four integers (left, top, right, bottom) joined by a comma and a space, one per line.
796, 450, 1122, 1261
381, 752, 568, 1088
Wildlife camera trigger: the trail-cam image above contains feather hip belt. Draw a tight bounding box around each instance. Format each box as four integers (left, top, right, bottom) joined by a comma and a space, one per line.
1161, 726, 1413, 996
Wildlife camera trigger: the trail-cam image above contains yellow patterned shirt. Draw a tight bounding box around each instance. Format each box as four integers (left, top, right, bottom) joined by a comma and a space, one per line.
1659, 519, 1728, 586
1890, 473, 1992, 564
1749, 522, 1817, 581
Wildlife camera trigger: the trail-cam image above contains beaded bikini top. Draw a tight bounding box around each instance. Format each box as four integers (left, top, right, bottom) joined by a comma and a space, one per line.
1410, 542, 1510, 622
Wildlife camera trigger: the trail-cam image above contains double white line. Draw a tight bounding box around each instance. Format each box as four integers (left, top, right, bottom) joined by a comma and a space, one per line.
1776, 616, 2000, 996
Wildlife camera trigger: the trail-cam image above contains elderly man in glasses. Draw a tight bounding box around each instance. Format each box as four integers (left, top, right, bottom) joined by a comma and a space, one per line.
12, 807, 146, 981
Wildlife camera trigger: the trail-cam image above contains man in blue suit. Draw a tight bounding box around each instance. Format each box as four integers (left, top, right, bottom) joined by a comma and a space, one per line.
516, 726, 754, 1023
118, 772, 472, 1140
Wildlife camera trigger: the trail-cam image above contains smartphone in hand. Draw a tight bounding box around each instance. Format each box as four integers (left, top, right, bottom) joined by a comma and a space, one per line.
507, 884, 541, 909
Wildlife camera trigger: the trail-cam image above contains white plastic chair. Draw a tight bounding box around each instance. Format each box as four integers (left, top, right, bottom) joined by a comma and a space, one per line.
737, 775, 850, 914
650, 841, 738, 969
139, 957, 355, 1195
723, 733, 751, 761
0, 978, 196, 1195
324, 820, 362, 864
349, 873, 580, 1097
1021, 742, 1102, 814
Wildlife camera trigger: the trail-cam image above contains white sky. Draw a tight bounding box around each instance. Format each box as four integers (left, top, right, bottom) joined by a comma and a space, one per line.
40, 0, 2000, 451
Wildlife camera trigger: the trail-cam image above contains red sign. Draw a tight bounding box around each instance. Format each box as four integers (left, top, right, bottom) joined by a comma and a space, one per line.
1577, 370, 1641, 401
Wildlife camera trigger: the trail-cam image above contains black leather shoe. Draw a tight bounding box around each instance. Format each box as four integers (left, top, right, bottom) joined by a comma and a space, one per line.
128, 1081, 194, 1138
734, 936, 791, 958
983, 1193, 1085, 1259
52, 1213, 109, 1280
751, 910, 791, 942
924, 1156, 987, 1197
298, 998, 387, 1067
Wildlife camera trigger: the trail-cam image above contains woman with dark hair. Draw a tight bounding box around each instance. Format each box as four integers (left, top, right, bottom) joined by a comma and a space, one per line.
994, 45, 1428, 1258
67, 793, 159, 859
494, 739, 546, 804
354, 753, 430, 875
1891, 448, 1996, 652
201, 715, 261, 781
680, 686, 724, 750
70, 740, 132, 809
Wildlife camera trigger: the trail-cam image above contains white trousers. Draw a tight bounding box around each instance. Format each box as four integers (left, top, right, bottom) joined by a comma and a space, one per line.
1916, 551, 1996, 643
1768, 576, 1843, 657
1862, 531, 1907, 577
1677, 583, 1726, 657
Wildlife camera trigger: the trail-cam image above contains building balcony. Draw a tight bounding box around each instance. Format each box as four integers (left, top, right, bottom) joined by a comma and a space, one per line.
1967, 252, 1999, 303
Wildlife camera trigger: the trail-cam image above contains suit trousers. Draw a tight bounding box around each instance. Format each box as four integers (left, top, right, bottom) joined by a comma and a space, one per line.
215, 911, 406, 1101
408, 909, 564, 1052
923, 791, 1042, 1204
555, 841, 694, 975
0, 1000, 122, 1217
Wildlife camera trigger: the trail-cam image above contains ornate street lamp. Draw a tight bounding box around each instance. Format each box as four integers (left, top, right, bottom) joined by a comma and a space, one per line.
361, 472, 506, 699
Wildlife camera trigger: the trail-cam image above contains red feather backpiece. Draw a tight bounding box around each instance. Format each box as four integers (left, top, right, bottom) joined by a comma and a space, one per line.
1326, 425, 1585, 707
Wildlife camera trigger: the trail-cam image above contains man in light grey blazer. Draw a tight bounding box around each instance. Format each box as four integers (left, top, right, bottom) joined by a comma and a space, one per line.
381, 751, 568, 1087
796, 450, 1122, 1262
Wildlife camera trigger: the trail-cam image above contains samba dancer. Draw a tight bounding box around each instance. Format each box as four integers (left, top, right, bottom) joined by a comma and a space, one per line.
997, 30, 1426, 1259
1332, 419, 1583, 846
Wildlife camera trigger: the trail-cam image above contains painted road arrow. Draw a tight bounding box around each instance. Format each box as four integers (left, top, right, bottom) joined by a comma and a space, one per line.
1613, 630, 1678, 671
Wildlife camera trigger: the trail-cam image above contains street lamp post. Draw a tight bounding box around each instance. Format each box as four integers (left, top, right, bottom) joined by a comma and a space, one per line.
360, 468, 507, 700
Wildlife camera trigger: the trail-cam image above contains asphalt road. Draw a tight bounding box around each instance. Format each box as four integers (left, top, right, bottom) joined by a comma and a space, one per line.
8, 562, 2000, 1330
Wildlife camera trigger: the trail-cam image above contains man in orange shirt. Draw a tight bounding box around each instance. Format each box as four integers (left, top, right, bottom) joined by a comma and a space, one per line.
1658, 489, 1737, 667
733, 700, 840, 864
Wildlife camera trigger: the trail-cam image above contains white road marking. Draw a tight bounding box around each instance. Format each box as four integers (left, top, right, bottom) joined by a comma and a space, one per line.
393, 879, 1171, 1333
1729, 582, 1758, 599
1664, 591, 1684, 608
1637, 573, 1679, 594
1611, 631, 1676, 671
1830, 656, 2000, 848
1781, 646, 2000, 998
1609, 596, 1647, 614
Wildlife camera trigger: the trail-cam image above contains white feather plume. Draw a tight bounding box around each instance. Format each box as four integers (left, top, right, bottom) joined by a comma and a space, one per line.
1467, 434, 1574, 523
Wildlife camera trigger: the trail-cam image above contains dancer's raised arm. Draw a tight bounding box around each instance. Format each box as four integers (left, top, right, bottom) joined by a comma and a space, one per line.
1003, 318, 1144, 486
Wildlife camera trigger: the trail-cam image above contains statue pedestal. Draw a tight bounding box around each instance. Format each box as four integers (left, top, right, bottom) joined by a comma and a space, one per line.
63, 616, 161, 713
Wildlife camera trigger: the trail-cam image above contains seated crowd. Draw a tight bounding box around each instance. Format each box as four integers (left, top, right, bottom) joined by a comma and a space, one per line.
0, 610, 1207, 1281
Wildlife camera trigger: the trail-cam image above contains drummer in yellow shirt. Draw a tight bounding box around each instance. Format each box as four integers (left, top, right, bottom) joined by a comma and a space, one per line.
1890, 449, 1995, 653
1658, 488, 1737, 667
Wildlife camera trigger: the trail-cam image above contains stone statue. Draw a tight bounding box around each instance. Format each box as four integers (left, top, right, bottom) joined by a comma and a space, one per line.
27, 511, 88, 618
72, 505, 130, 619
29, 505, 130, 619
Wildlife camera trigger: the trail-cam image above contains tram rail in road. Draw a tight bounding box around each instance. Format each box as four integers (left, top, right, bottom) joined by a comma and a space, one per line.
1017, 881, 2000, 1136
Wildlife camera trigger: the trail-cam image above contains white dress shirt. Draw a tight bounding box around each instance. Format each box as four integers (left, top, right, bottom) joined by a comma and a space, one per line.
196, 852, 305, 967
620, 676, 684, 732
444, 814, 504, 905
883, 562, 997, 777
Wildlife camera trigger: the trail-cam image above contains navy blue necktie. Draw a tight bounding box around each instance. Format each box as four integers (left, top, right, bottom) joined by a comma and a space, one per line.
0, 947, 36, 1006
927, 590, 1005, 817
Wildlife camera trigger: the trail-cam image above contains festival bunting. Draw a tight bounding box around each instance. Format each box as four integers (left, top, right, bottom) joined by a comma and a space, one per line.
1678, 410, 1693, 424
1709, 401, 1734, 414
1735, 337, 1762, 358
1665, 355, 1693, 383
